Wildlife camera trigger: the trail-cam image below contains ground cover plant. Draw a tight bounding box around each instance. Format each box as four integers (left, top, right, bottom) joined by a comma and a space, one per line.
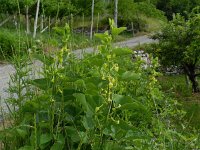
0, 19, 200, 150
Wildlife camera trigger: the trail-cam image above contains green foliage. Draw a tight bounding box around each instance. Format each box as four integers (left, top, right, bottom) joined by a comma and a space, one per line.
156, 0, 200, 19
1, 19, 199, 149
149, 10, 200, 92
135, 2, 166, 20
0, 29, 16, 58
158, 75, 200, 129
184, 102, 200, 129
117, 0, 166, 31
42, 0, 78, 18
0, 0, 18, 14
0, 29, 31, 59
158, 75, 192, 97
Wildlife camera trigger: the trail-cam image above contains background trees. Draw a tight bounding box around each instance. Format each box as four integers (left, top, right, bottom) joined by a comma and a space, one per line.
151, 10, 200, 92
156, 0, 200, 20
0, 0, 167, 34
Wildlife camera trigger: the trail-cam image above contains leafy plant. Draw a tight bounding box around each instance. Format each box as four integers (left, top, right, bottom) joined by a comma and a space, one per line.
0, 19, 199, 150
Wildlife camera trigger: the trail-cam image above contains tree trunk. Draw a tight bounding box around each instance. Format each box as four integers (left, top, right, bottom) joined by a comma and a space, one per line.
26, 6, 30, 34
184, 64, 200, 93
90, 0, 94, 40
114, 0, 118, 27
33, 0, 40, 38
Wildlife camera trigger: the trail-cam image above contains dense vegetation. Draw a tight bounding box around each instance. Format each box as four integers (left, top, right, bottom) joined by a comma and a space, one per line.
149, 9, 200, 92
0, 20, 199, 150
0, 0, 166, 58
0, 0, 200, 150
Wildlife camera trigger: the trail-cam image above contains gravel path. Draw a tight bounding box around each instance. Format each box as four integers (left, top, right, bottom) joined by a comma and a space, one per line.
0, 35, 156, 113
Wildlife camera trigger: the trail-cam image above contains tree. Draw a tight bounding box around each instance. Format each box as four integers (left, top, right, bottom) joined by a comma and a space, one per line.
43, 0, 77, 18
152, 11, 200, 92
156, 0, 200, 20
0, 0, 18, 14
33, 0, 40, 38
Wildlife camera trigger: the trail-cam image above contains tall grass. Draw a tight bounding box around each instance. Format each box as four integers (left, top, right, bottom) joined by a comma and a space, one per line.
158, 75, 200, 129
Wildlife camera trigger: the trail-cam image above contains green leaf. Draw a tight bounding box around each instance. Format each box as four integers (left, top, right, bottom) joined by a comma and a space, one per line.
119, 102, 146, 111
18, 146, 34, 150
82, 116, 95, 130
56, 134, 65, 145
84, 77, 108, 89
109, 18, 115, 27
86, 94, 102, 111
50, 143, 63, 150
112, 47, 132, 56
113, 94, 133, 105
86, 55, 104, 67
39, 133, 52, 146
73, 93, 94, 116
124, 130, 147, 140
50, 141, 64, 150
104, 141, 123, 150
104, 119, 146, 140
94, 32, 109, 41
53, 88, 77, 102
16, 128, 27, 139
121, 71, 140, 81
32, 54, 54, 66
79, 131, 88, 144
30, 132, 35, 147
22, 100, 40, 113
30, 78, 51, 90
65, 126, 80, 142
112, 27, 127, 36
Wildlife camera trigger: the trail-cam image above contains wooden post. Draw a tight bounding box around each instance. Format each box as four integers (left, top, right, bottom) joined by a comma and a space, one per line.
82, 13, 85, 36
131, 22, 134, 37
40, 14, 44, 32
96, 12, 99, 33
90, 0, 94, 40
185, 74, 190, 91
33, 0, 40, 38
26, 6, 30, 34
114, 0, 118, 27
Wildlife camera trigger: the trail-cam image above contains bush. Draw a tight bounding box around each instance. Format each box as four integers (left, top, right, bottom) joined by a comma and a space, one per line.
0, 29, 17, 58
0, 29, 31, 59
135, 2, 166, 20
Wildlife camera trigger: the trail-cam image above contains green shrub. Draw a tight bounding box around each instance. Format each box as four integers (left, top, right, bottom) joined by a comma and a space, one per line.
0, 29, 17, 58
135, 2, 166, 20
0, 29, 31, 59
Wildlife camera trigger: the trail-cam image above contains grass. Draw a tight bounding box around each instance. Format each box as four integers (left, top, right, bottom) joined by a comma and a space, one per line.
158, 74, 200, 129
142, 16, 166, 33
